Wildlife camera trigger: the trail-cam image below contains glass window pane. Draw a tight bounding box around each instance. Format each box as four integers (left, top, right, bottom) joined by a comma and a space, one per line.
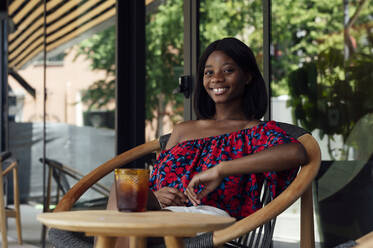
45, 25, 116, 205
8, 0, 46, 206
271, 0, 373, 245
145, 0, 184, 141
7, 0, 116, 211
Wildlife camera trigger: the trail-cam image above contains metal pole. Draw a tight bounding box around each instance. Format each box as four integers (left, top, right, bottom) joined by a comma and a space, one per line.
0, 2, 8, 152
41, 0, 47, 246
183, 0, 199, 121
263, 0, 271, 121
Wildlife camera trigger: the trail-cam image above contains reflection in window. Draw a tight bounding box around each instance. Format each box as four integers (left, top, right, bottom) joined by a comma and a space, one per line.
7, 1, 116, 210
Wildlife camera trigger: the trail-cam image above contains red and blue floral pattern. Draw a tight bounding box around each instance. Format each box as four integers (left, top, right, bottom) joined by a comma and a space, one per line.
149, 121, 299, 219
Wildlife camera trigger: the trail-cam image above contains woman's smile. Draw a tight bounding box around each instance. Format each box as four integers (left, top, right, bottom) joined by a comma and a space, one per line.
211, 87, 229, 95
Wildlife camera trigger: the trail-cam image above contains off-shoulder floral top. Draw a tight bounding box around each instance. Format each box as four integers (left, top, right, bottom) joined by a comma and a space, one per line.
149, 121, 299, 219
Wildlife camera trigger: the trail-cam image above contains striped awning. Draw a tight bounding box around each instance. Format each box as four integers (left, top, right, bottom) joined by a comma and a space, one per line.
8, 0, 116, 69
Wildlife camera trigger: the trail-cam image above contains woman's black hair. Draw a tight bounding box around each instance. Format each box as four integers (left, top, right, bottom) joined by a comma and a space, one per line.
193, 37, 268, 120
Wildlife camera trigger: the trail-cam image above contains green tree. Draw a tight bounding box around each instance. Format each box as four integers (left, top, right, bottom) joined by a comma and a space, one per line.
76, 0, 372, 139
145, 0, 184, 137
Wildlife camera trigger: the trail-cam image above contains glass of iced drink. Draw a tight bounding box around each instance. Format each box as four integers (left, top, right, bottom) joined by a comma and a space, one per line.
114, 168, 149, 212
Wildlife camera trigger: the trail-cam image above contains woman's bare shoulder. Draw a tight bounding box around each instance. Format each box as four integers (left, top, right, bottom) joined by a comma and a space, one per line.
165, 120, 203, 150
176, 120, 202, 129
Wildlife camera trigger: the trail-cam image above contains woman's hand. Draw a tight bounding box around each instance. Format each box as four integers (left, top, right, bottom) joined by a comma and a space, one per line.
154, 187, 188, 208
185, 164, 224, 206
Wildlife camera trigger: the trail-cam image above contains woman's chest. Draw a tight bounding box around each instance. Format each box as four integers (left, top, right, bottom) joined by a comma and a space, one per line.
181, 121, 255, 142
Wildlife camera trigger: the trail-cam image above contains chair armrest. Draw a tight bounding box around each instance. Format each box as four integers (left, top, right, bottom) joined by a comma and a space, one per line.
355, 232, 373, 248
301, 184, 315, 247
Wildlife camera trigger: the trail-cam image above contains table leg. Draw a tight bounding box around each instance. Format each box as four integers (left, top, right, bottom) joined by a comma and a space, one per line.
164, 236, 184, 248
129, 236, 146, 248
96, 236, 116, 248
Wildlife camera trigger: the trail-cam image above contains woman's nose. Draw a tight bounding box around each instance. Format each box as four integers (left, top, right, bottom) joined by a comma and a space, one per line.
211, 72, 224, 83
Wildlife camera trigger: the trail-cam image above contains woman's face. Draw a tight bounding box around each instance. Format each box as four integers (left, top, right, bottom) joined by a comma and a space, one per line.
203, 51, 250, 105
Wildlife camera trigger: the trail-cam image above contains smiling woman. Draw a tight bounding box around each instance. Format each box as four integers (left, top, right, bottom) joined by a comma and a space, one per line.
152, 37, 308, 217
194, 38, 267, 121
105, 37, 308, 248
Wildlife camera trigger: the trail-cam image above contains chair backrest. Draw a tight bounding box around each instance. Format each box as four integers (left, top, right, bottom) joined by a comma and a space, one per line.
0, 152, 11, 248
40, 158, 71, 195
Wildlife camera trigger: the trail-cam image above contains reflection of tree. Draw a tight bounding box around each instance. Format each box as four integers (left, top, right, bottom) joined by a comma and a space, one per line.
287, 0, 373, 160
288, 49, 373, 160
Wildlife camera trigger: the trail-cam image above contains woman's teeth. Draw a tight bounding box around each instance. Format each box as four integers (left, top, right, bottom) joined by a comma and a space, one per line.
213, 88, 228, 94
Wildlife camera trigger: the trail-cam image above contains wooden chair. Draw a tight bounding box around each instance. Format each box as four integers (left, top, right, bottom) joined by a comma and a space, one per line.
0, 151, 22, 248
49, 123, 321, 248
39, 158, 110, 212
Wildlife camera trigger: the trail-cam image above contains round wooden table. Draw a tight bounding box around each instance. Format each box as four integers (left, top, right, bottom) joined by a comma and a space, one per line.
37, 210, 235, 248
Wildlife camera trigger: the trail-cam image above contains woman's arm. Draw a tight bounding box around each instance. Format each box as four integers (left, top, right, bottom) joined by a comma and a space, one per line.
219, 142, 307, 175
186, 142, 308, 205
152, 122, 190, 207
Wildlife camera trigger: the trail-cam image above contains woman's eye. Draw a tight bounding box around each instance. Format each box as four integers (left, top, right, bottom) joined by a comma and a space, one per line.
204, 70, 213, 76
224, 68, 234, 73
